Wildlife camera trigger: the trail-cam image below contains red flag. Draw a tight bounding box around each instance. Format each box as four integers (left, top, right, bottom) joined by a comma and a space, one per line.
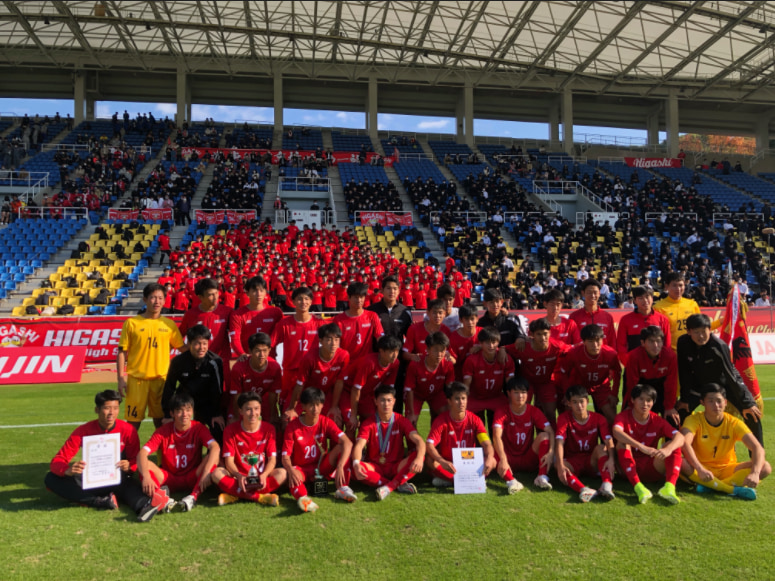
719, 284, 761, 399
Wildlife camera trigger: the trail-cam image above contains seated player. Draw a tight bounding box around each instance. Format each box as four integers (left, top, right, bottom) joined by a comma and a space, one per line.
680, 383, 771, 500
228, 276, 283, 362
492, 377, 555, 494
558, 324, 621, 424
137, 391, 220, 512
463, 326, 516, 433
282, 388, 357, 513
284, 322, 350, 424
425, 382, 497, 488
555, 385, 616, 503
403, 299, 451, 364
542, 289, 580, 346
212, 392, 287, 507
332, 282, 384, 361
444, 304, 479, 381
404, 331, 456, 426
44, 389, 168, 522
612, 384, 685, 505
623, 326, 679, 426
230, 332, 282, 425
615, 285, 671, 366
352, 385, 426, 500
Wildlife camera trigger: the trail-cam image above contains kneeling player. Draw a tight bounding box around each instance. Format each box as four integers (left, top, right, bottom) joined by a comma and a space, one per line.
492, 377, 555, 494
282, 388, 356, 513
352, 385, 426, 500
211, 392, 286, 507
554, 385, 616, 502
612, 384, 685, 504
680, 383, 771, 500
425, 382, 497, 488
137, 391, 220, 512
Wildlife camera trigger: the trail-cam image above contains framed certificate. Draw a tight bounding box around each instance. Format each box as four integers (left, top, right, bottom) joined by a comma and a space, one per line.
452, 447, 486, 494
82, 433, 122, 490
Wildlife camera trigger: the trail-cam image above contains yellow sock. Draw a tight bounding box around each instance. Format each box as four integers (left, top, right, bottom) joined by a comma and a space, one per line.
726, 468, 752, 488
689, 470, 734, 494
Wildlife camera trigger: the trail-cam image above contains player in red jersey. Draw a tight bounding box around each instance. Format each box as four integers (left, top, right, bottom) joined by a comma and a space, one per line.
270, 287, 322, 408
332, 282, 384, 361
211, 392, 286, 507
352, 385, 426, 500
284, 322, 350, 423
568, 279, 616, 349
554, 385, 616, 503
612, 384, 685, 505
463, 327, 515, 432
543, 289, 580, 346
623, 326, 679, 426
282, 388, 356, 513
230, 332, 282, 424
404, 331, 456, 426
425, 382, 497, 488
444, 305, 479, 381
228, 276, 283, 360
492, 377, 555, 494
137, 391, 220, 512
615, 285, 671, 366
402, 299, 450, 363
557, 324, 621, 424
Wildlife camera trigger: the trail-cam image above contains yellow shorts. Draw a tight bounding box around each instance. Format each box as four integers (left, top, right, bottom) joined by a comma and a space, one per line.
712, 463, 741, 482
125, 376, 166, 421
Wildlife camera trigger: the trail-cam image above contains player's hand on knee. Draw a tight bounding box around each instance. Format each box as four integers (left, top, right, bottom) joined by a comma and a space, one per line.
142, 478, 156, 497
497, 459, 510, 478
743, 406, 762, 421
744, 472, 760, 488
697, 467, 714, 482
354, 461, 367, 480
441, 459, 456, 475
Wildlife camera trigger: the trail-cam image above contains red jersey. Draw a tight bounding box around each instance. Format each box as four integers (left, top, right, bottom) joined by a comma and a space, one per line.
426, 411, 488, 461
493, 404, 550, 457
413, 289, 428, 310
282, 415, 345, 467
399, 288, 413, 307
179, 304, 233, 358
623, 345, 678, 410
221, 420, 277, 475
548, 316, 581, 346
228, 305, 283, 357
50, 419, 140, 476
444, 328, 477, 381
343, 352, 399, 394
506, 340, 567, 386
613, 409, 678, 457
323, 288, 337, 309
230, 357, 283, 397
462, 352, 516, 401
295, 348, 350, 395
555, 410, 611, 455
558, 343, 622, 396
270, 315, 323, 372
142, 421, 215, 476
615, 309, 672, 365
357, 413, 417, 464
404, 358, 455, 401
403, 321, 449, 359
568, 307, 616, 349
332, 310, 384, 361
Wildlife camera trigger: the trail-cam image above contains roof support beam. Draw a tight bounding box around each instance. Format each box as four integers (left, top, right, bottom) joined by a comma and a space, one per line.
52, 1, 104, 67
2, 1, 59, 67
105, 1, 149, 70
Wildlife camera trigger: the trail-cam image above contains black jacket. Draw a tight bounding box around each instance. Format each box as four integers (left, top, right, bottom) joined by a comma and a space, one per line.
162, 350, 224, 422
367, 301, 413, 340
477, 312, 526, 346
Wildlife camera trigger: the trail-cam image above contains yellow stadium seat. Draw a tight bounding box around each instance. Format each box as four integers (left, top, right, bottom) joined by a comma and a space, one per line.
67, 297, 81, 306
74, 306, 88, 316
12, 306, 27, 317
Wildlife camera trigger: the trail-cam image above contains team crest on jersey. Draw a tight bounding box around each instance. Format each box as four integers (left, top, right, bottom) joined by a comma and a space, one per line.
646, 432, 657, 437
524, 423, 531, 427
547, 357, 556, 362
580, 364, 587, 368
479, 370, 485, 374
167, 444, 175, 449
362, 323, 371, 328
494, 370, 503, 375
237, 441, 245, 446
186, 444, 195, 449
263, 318, 274, 322
658, 367, 668, 373
297, 436, 304, 441
291, 331, 297, 335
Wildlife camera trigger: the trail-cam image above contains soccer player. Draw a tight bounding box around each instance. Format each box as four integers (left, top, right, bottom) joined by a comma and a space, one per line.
616, 285, 671, 366
284, 322, 350, 424
425, 382, 497, 488
623, 326, 679, 426
117, 283, 185, 430
228, 276, 283, 361
435, 283, 462, 332
680, 383, 771, 500
477, 288, 527, 348
554, 385, 616, 503
568, 279, 616, 349
352, 385, 426, 500
462, 326, 516, 433
212, 392, 286, 507
404, 331, 456, 426
612, 384, 685, 504
492, 377, 555, 494
282, 388, 357, 513
137, 391, 220, 512
333, 282, 384, 361
44, 390, 169, 522
654, 271, 712, 350
403, 299, 449, 363
230, 332, 282, 424
542, 289, 580, 346
445, 304, 480, 381
557, 324, 621, 424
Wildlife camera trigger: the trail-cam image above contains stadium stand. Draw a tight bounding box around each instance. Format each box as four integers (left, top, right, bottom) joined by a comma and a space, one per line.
282, 128, 323, 150
331, 132, 373, 152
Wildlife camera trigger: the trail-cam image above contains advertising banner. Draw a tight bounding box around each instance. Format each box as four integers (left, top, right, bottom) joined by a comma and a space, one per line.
0, 346, 86, 384
624, 157, 683, 169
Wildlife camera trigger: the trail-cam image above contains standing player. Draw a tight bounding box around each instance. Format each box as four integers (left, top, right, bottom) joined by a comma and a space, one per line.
137, 391, 220, 512
616, 285, 671, 365
554, 385, 616, 503
333, 282, 384, 361
492, 377, 555, 494
352, 385, 426, 500
477, 288, 527, 348
612, 384, 685, 505
117, 283, 185, 431
230, 332, 282, 424
403, 299, 449, 363
654, 272, 709, 350
404, 331, 456, 426
444, 304, 479, 381
569, 279, 616, 349
542, 289, 580, 346
228, 276, 283, 361
212, 392, 286, 507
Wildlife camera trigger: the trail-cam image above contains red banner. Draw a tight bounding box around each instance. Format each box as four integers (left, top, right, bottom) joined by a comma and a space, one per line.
194, 210, 257, 225
178, 147, 393, 167
107, 209, 173, 221
624, 157, 683, 169
359, 211, 413, 227
107, 209, 138, 220
719, 285, 761, 398
0, 346, 86, 384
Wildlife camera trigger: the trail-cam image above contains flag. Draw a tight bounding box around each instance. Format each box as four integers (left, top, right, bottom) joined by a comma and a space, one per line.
393, 147, 400, 163
719, 283, 761, 399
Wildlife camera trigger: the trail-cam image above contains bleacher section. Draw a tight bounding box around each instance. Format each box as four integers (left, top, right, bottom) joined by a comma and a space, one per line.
60, 120, 169, 149
226, 126, 273, 149
652, 167, 761, 211
282, 129, 323, 150
331, 132, 373, 151
393, 159, 446, 183
338, 163, 389, 185
355, 226, 431, 263
707, 170, 775, 205
380, 138, 425, 155
595, 160, 653, 186
6, 121, 68, 150
447, 163, 490, 182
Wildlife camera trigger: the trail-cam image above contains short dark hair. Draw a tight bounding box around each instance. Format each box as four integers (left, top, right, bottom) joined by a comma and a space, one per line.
630, 384, 657, 402
542, 289, 564, 303
661, 272, 685, 287
425, 331, 450, 349
631, 285, 652, 299
95, 389, 121, 407
580, 278, 601, 292
444, 381, 469, 399
701, 383, 727, 399
244, 276, 267, 292
373, 384, 396, 399
426, 298, 445, 313
503, 376, 529, 395
300, 387, 326, 405
347, 282, 369, 297
194, 278, 218, 296
458, 304, 477, 320
318, 322, 342, 339
143, 282, 166, 298
248, 332, 271, 350
237, 392, 261, 409
639, 325, 665, 342
483, 288, 503, 302
529, 318, 551, 334
169, 390, 195, 411
436, 283, 455, 299
477, 326, 500, 344
292, 286, 314, 300
381, 275, 399, 289
377, 335, 402, 352
580, 323, 604, 341
186, 324, 212, 343
686, 313, 711, 330
565, 384, 589, 401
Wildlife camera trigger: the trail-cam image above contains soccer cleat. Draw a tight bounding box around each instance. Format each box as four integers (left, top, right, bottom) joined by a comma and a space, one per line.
579, 487, 597, 503
297, 495, 319, 513
137, 487, 171, 522
694, 484, 711, 494
376, 485, 391, 501
334, 486, 358, 503
597, 482, 615, 501
257, 493, 279, 507
396, 483, 418, 495
431, 477, 453, 488
93, 492, 118, 511
533, 475, 553, 490
506, 479, 524, 495
218, 493, 239, 506
173, 495, 196, 512
658, 483, 681, 505
733, 486, 757, 501
634, 482, 653, 504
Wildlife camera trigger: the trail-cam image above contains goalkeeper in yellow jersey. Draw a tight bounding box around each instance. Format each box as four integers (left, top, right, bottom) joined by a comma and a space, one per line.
654, 272, 719, 350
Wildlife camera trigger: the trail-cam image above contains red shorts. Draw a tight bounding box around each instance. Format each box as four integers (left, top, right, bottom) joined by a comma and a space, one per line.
501, 449, 539, 473
159, 469, 198, 492
633, 454, 663, 483
564, 453, 595, 477
366, 460, 402, 480
467, 394, 508, 414
281, 371, 300, 401
535, 382, 559, 404
409, 391, 447, 417
590, 388, 616, 414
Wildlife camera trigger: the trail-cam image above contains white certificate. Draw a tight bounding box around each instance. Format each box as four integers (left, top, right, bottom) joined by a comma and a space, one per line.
452, 447, 486, 494
82, 433, 122, 490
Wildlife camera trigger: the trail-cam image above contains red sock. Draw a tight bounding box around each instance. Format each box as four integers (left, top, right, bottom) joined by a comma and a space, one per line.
502, 468, 514, 482
663, 449, 682, 486
357, 465, 384, 488
597, 456, 613, 484
565, 472, 585, 493
139, 471, 162, 487
259, 475, 281, 494
433, 465, 455, 481
217, 474, 242, 497
617, 448, 640, 486
189, 487, 201, 501
537, 439, 551, 476
290, 481, 308, 499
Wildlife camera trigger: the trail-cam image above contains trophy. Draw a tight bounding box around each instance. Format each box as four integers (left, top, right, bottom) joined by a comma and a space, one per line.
246, 453, 260, 488
311, 440, 329, 496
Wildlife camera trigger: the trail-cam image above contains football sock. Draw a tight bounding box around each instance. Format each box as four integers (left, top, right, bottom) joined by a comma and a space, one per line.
663, 449, 682, 486
727, 468, 752, 488
388, 469, 416, 492
688, 470, 734, 494
358, 465, 384, 488
564, 472, 585, 493
432, 466, 455, 481
502, 469, 515, 482
290, 482, 308, 500
188, 488, 201, 501
259, 475, 281, 494
319, 455, 352, 486
617, 448, 640, 486
537, 439, 551, 476
597, 456, 613, 483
